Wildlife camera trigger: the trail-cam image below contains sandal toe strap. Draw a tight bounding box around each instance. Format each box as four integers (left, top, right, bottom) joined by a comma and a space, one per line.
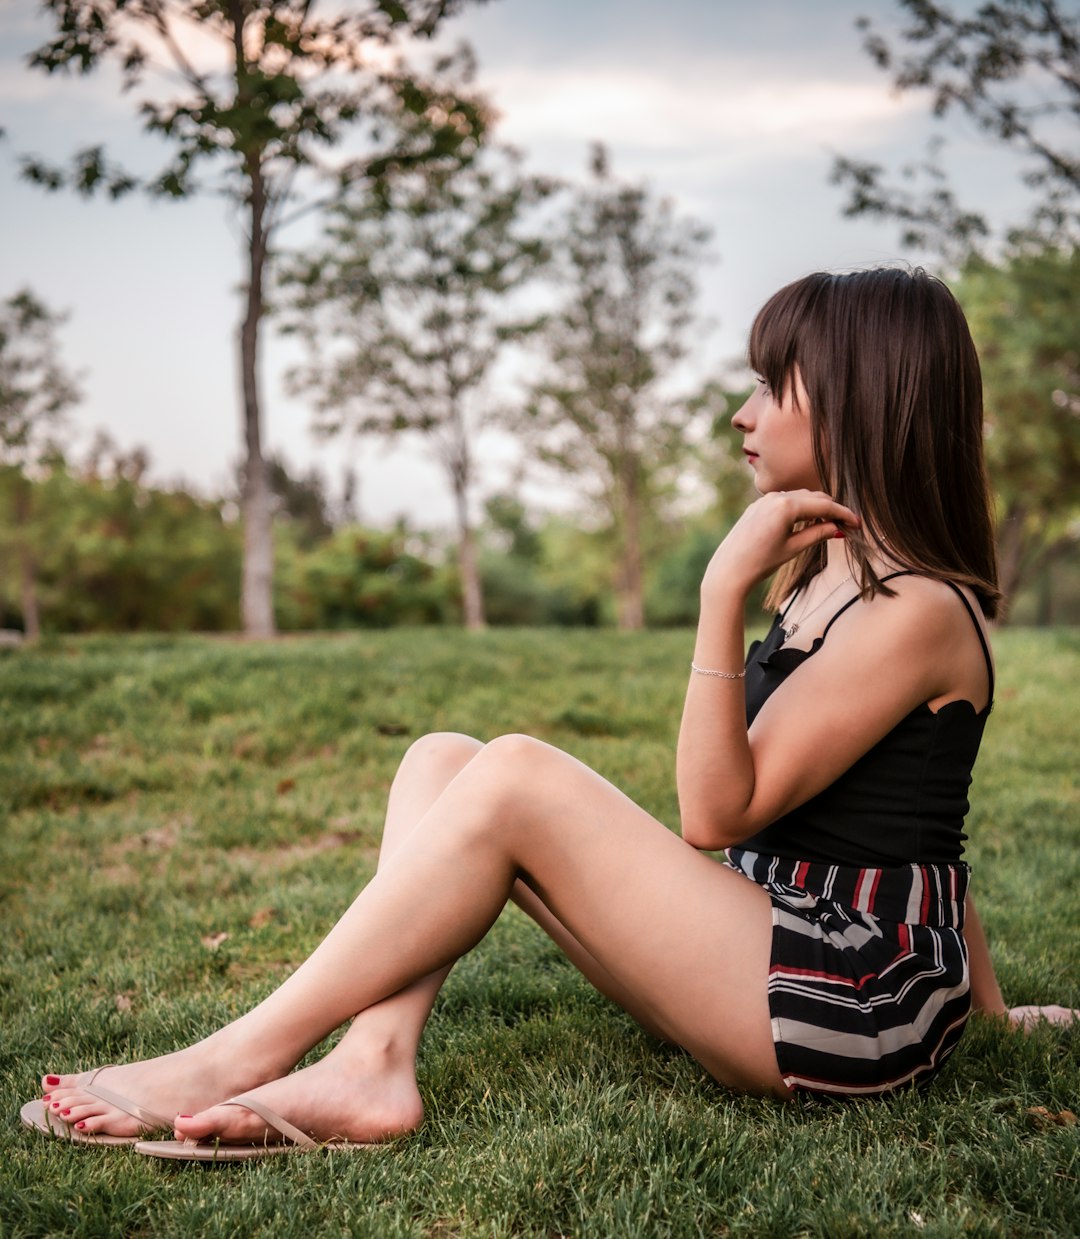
222, 1094, 318, 1149
83, 1066, 172, 1131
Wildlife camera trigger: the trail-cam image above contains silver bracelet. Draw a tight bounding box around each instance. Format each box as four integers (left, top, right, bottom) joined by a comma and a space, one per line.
690, 661, 746, 680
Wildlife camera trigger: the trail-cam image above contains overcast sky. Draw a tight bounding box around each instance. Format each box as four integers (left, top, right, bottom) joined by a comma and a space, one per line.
0, 0, 1034, 527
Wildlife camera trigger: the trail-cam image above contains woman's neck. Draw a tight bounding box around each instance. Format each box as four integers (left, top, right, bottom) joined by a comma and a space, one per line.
823, 537, 906, 582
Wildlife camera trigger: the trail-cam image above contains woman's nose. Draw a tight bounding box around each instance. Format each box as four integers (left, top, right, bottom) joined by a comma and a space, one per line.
731, 394, 754, 431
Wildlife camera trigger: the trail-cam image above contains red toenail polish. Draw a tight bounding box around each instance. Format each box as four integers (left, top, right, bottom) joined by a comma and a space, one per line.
75, 1122, 86, 1130
177, 1115, 193, 1119
46, 1076, 60, 1086
61, 1109, 71, 1116
42, 1094, 51, 1102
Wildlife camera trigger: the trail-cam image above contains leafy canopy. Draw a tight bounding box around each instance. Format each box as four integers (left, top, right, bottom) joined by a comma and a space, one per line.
21, 0, 491, 217
832, 0, 1080, 256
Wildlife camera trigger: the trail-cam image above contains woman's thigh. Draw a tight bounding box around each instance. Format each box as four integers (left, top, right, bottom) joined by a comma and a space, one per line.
442, 735, 789, 1097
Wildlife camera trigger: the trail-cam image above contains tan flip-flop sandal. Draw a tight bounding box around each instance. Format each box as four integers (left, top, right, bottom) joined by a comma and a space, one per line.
20, 1066, 172, 1146
135, 1091, 379, 1161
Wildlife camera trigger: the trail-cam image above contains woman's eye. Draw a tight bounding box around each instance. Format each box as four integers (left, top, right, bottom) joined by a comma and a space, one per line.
755, 376, 770, 395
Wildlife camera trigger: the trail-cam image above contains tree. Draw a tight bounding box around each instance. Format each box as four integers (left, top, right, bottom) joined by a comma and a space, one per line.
282, 140, 554, 630
954, 246, 1080, 607
523, 146, 714, 630
831, 0, 1080, 256
831, 1, 1080, 610
22, 0, 489, 636
0, 288, 81, 638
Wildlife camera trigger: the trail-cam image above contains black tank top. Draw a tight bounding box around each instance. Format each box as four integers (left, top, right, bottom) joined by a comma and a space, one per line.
738, 572, 994, 867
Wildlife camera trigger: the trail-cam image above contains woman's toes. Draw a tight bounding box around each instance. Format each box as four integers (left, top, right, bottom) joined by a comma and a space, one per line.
41, 1073, 79, 1092
174, 1106, 269, 1144
59, 1101, 104, 1124
70, 1112, 113, 1135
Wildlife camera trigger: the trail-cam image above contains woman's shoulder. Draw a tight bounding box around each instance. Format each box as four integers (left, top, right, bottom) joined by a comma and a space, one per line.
837, 573, 993, 710
870, 573, 988, 634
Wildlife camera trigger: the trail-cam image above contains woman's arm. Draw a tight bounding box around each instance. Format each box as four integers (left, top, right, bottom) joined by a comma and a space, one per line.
965, 894, 1079, 1029
676, 491, 854, 848
964, 894, 1007, 1017
676, 494, 973, 849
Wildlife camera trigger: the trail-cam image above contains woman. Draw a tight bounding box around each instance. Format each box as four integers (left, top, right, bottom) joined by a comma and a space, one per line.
22, 267, 1073, 1159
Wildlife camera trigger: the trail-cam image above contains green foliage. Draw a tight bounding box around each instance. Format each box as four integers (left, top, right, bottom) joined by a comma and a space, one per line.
1, 628, 1078, 1236
262, 453, 335, 550
0, 459, 243, 633
21, 0, 493, 636
832, 0, 1080, 255
522, 145, 717, 628
22, 2, 491, 209
954, 246, 1080, 606
0, 465, 467, 634
0, 288, 80, 465
0, 286, 85, 638
275, 526, 454, 630
281, 134, 555, 628
477, 498, 605, 627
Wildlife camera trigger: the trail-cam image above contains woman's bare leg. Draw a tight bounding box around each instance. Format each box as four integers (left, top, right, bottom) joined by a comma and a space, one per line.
173, 734, 787, 1145
42, 733, 471, 1137
43, 733, 669, 1137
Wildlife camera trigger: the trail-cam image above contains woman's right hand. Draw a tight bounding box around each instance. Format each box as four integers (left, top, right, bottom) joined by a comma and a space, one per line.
700, 489, 860, 602
1007, 1005, 1080, 1031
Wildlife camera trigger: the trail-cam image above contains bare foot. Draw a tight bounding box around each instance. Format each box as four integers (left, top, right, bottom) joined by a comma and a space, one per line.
173, 1049, 424, 1147
38, 1036, 286, 1138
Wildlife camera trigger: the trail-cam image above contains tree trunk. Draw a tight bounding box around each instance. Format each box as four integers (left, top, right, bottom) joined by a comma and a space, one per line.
614, 441, 645, 631
1036, 557, 1053, 627
234, 7, 275, 638
451, 457, 485, 631
239, 288, 275, 637
446, 391, 485, 631
995, 505, 1028, 622
13, 477, 40, 640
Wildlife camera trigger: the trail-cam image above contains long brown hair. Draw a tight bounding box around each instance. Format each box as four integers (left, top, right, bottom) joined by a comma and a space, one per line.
749, 267, 1001, 618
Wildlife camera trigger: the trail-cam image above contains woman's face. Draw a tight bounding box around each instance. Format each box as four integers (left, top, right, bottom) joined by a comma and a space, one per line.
731, 369, 822, 495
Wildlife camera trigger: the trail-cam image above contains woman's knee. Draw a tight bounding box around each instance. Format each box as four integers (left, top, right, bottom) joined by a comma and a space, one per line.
464, 734, 561, 817
400, 732, 484, 785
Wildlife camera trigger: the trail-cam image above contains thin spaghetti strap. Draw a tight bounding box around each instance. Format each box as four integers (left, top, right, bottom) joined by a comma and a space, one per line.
778, 592, 800, 623
817, 570, 995, 700
939, 580, 996, 699
819, 571, 916, 643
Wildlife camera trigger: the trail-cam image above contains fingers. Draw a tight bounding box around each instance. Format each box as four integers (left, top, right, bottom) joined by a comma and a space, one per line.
771, 488, 860, 531
1008, 1004, 1080, 1032
767, 491, 859, 559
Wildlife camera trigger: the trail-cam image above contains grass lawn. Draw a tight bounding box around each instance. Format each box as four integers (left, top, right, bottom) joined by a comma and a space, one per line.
2, 627, 1078, 1238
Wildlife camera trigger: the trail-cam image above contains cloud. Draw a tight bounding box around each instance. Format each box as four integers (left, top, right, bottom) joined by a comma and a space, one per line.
486, 64, 917, 159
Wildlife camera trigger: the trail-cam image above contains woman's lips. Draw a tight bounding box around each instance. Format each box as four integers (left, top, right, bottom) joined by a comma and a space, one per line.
743, 451, 759, 465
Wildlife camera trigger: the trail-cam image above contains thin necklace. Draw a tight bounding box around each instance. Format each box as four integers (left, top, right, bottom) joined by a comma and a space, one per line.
782, 574, 853, 639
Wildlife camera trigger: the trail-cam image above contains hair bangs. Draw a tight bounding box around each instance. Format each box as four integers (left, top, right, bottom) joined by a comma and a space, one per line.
748, 274, 830, 406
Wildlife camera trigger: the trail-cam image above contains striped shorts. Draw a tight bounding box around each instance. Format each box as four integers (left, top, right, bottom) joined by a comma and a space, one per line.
726, 847, 971, 1097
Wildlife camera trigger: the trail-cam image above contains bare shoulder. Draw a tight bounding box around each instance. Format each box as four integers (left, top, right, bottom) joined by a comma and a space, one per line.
841, 574, 993, 710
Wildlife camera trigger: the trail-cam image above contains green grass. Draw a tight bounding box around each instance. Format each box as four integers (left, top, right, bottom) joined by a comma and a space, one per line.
2, 628, 1078, 1238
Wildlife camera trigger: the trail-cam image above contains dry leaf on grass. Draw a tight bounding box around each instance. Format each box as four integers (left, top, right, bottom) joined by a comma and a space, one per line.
1025, 1106, 1077, 1129
140, 824, 178, 851
248, 907, 280, 929
201, 932, 230, 950
276, 777, 296, 795
114, 993, 133, 1013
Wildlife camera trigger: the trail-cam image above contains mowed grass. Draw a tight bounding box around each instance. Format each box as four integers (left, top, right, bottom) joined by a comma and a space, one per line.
1, 627, 1077, 1239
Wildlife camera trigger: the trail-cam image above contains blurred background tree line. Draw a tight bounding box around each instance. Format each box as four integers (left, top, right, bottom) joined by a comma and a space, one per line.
2, 0, 1078, 637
